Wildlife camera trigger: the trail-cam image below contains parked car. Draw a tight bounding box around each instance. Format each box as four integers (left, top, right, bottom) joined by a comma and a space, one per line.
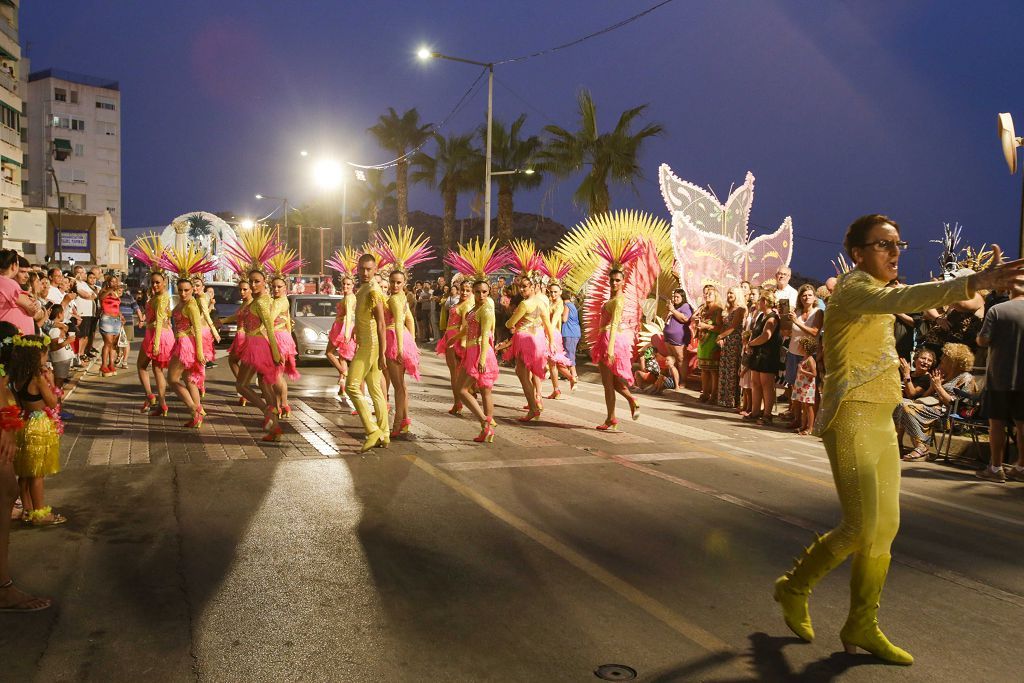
208, 282, 244, 345
289, 294, 340, 363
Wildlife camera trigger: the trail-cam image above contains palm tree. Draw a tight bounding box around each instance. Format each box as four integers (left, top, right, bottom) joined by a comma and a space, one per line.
367, 107, 432, 226
482, 114, 544, 244
354, 169, 397, 244
411, 132, 483, 257
540, 89, 663, 215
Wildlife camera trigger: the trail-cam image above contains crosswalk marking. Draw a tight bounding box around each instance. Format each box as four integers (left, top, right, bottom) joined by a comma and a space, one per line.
442, 451, 713, 471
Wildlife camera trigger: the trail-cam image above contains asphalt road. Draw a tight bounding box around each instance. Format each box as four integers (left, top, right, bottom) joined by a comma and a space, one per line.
2, 345, 1022, 682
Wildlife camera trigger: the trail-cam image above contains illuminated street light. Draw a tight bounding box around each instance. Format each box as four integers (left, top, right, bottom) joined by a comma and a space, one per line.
240, 218, 255, 230
419, 47, 496, 242
312, 159, 344, 191
299, 150, 309, 157
255, 193, 265, 200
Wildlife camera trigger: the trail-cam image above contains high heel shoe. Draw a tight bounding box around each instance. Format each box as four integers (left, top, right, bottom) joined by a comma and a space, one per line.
151, 403, 168, 417
184, 413, 203, 429
518, 409, 541, 423
281, 404, 292, 419
596, 418, 620, 432
141, 394, 156, 413
473, 424, 495, 443
237, 396, 248, 407
629, 398, 640, 421
547, 389, 561, 400
448, 403, 463, 416
261, 426, 283, 442
262, 407, 279, 430
198, 405, 207, 417
839, 553, 913, 665
390, 418, 412, 439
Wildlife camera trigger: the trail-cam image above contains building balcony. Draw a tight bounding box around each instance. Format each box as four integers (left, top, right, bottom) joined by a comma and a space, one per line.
0, 69, 14, 95
0, 19, 16, 45
1, 178, 21, 201
0, 123, 18, 148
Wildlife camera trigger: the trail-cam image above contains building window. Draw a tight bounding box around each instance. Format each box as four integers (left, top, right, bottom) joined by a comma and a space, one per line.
1, 105, 19, 130
70, 91, 79, 104
72, 169, 86, 183
54, 88, 67, 102
96, 98, 116, 111
21, 154, 26, 169
71, 118, 85, 131
74, 144, 84, 157
103, 123, 117, 136
106, 206, 117, 214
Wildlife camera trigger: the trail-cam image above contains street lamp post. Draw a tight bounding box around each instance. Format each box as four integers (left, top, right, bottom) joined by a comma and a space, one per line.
419, 49, 494, 243
47, 166, 63, 263
255, 193, 289, 245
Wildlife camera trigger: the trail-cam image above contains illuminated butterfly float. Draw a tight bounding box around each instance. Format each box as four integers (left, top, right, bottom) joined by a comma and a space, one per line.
658, 164, 794, 299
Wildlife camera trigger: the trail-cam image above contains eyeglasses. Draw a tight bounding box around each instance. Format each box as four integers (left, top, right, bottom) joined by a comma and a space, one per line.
859, 239, 909, 252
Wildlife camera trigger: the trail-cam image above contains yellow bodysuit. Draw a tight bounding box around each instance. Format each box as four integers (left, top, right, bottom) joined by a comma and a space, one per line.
815, 269, 971, 558
345, 280, 389, 441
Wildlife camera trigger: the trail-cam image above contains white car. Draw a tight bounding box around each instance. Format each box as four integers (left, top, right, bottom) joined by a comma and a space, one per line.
289, 294, 341, 362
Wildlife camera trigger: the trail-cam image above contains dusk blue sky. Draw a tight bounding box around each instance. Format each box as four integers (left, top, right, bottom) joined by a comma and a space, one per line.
23, 0, 1024, 281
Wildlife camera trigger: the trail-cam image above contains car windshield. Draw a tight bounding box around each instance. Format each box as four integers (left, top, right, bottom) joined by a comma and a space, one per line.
292, 297, 337, 318
211, 285, 243, 305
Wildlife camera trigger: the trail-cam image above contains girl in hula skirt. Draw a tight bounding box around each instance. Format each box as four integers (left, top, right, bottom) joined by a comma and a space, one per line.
8, 335, 66, 526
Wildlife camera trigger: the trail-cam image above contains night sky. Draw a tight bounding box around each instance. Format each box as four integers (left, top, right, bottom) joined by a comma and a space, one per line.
22, 0, 1024, 281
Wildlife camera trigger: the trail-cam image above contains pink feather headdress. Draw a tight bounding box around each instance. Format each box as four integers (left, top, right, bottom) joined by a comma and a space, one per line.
127, 233, 167, 276
508, 239, 543, 279
374, 226, 434, 272
444, 238, 513, 280
221, 225, 282, 277
158, 243, 218, 280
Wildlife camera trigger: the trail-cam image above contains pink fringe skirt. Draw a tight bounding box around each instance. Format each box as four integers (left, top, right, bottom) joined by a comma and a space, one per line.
385, 328, 421, 381
328, 319, 356, 361
228, 330, 246, 359
591, 330, 634, 385
548, 329, 572, 367
436, 329, 465, 360
505, 329, 549, 378
174, 330, 216, 386
143, 327, 175, 368
463, 344, 499, 388
240, 334, 301, 385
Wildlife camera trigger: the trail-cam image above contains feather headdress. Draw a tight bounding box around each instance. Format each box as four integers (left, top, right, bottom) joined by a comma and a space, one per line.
158, 243, 218, 280
540, 251, 573, 285
325, 246, 360, 278
444, 237, 513, 281
508, 239, 544, 279
127, 233, 168, 276
267, 248, 304, 278
374, 226, 435, 273
221, 226, 281, 277
556, 210, 671, 293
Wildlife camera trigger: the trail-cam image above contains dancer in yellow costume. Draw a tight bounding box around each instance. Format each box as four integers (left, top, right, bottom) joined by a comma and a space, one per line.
346, 252, 390, 452
773, 214, 1024, 665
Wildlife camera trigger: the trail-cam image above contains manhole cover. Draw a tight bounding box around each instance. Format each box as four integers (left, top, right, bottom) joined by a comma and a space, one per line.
594, 664, 637, 681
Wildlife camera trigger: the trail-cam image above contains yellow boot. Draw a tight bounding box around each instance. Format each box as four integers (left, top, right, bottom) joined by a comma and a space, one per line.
773, 536, 844, 642
840, 553, 913, 665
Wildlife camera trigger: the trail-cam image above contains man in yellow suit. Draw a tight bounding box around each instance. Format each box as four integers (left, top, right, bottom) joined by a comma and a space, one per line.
346, 253, 390, 452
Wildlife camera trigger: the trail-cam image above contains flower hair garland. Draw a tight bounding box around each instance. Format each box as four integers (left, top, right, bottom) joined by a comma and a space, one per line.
444, 237, 513, 281
374, 226, 435, 273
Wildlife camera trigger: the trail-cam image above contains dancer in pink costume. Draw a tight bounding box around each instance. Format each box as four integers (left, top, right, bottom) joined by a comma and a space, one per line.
325, 247, 359, 412
220, 275, 253, 406
437, 277, 473, 415
586, 237, 646, 432
446, 238, 512, 444
159, 244, 218, 428
128, 234, 175, 417
267, 250, 304, 421
375, 227, 434, 438
540, 252, 575, 399
504, 240, 554, 423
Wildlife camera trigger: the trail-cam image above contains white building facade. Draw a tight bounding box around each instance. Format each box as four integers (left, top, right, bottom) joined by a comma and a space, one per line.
0, 0, 23, 211
25, 68, 121, 226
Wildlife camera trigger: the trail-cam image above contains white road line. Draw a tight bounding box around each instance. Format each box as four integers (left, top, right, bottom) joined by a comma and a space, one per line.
725, 443, 1024, 530
563, 394, 730, 442
443, 451, 713, 471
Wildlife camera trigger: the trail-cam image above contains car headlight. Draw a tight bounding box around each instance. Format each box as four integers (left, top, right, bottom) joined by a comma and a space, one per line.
302, 327, 318, 342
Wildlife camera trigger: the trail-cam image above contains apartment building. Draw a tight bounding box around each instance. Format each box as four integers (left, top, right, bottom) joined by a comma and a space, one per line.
25, 68, 121, 226
0, 0, 23, 210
